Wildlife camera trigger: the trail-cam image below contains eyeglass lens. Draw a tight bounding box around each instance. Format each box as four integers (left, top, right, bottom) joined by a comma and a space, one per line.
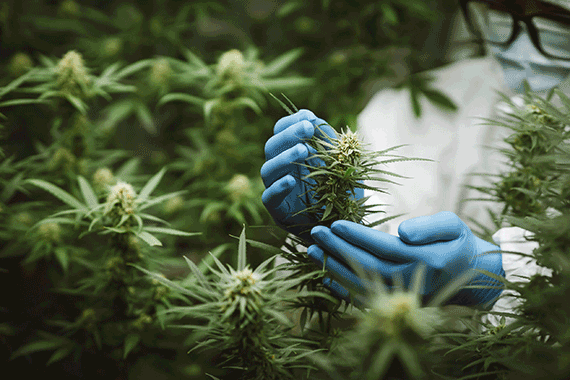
466, 1, 570, 59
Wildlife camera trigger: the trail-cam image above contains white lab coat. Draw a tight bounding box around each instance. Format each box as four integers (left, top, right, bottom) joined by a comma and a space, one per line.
357, 54, 562, 321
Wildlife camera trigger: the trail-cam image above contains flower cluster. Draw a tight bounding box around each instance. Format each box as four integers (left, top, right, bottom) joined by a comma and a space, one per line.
104, 181, 137, 217
55, 50, 90, 97
141, 227, 328, 379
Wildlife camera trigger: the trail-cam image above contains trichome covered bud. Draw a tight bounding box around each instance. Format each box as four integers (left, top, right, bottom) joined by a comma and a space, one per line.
56, 50, 90, 97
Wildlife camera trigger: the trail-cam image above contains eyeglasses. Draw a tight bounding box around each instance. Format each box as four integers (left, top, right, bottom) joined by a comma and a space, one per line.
459, 0, 570, 60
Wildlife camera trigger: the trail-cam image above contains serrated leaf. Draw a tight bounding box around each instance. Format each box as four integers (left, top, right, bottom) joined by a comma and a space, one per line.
322, 203, 333, 220
143, 226, 200, 237
269, 92, 293, 115
138, 167, 166, 201
11, 339, 63, 359
422, 88, 458, 112
65, 94, 88, 115
183, 256, 212, 292
26, 179, 87, 211
132, 264, 198, 298
410, 87, 422, 118
158, 93, 204, 107
135, 103, 156, 134
54, 248, 69, 272
0, 69, 36, 98
124, 334, 141, 359
181, 48, 209, 70
380, 3, 398, 25
263, 48, 304, 76
115, 157, 141, 179
0, 99, 50, 107
47, 346, 73, 366
78, 176, 98, 210
299, 307, 308, 333
237, 225, 247, 271
137, 231, 162, 246
115, 59, 154, 80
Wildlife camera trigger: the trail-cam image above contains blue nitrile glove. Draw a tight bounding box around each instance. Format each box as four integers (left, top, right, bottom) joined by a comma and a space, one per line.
307, 211, 505, 309
260, 109, 338, 240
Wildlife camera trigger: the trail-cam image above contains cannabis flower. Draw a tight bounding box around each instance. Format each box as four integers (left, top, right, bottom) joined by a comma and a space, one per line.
217, 49, 246, 79
225, 174, 253, 203
93, 167, 115, 193
221, 267, 265, 327
56, 50, 90, 96
48, 147, 76, 171
365, 290, 442, 339
9, 52, 33, 77
37, 222, 62, 244
104, 181, 137, 217
149, 57, 172, 90
163, 195, 184, 215
58, 0, 79, 18
336, 127, 361, 164
102, 37, 123, 58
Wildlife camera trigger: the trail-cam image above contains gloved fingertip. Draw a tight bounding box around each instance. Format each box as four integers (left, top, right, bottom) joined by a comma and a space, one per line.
300, 120, 315, 138
284, 174, 296, 189
307, 244, 324, 263
330, 220, 359, 237
330, 219, 348, 231
323, 277, 350, 299
293, 143, 309, 160
297, 109, 317, 120
310, 225, 329, 241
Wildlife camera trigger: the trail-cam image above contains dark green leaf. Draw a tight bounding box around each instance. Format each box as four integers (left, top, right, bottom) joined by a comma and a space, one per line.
421, 88, 458, 112
124, 334, 141, 359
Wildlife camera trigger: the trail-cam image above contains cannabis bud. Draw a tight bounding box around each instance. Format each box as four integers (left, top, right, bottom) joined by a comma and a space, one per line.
149, 57, 172, 90
221, 267, 264, 326
48, 147, 76, 172
37, 222, 62, 244
12, 212, 33, 226
216, 49, 246, 79
104, 181, 137, 217
58, 0, 79, 18
225, 174, 253, 203
93, 167, 115, 193
525, 104, 559, 126
163, 195, 184, 215
365, 291, 441, 339
9, 52, 33, 77
102, 37, 123, 58
55, 50, 90, 97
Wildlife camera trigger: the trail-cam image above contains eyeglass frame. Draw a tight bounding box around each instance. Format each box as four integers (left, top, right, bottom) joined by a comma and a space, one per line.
458, 0, 570, 60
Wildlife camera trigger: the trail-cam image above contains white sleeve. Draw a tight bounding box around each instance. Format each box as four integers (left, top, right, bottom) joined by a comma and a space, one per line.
484, 227, 552, 326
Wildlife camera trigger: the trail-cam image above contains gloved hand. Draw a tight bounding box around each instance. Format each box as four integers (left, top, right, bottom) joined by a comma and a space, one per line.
307, 211, 505, 309
260, 109, 337, 240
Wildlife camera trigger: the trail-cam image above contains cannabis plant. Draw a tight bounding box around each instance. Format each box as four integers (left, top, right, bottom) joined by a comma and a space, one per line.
307, 257, 480, 380
9, 168, 198, 374
139, 226, 333, 380
430, 87, 570, 380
